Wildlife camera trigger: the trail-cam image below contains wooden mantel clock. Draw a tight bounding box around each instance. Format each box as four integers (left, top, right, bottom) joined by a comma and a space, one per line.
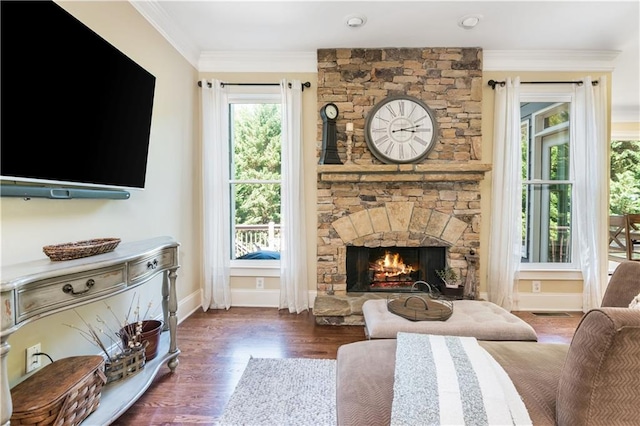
319, 103, 342, 164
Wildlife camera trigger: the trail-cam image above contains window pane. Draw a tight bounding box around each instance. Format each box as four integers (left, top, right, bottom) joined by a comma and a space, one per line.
521, 101, 572, 265
231, 103, 281, 180
547, 141, 570, 180
521, 121, 529, 181
229, 101, 282, 261
543, 107, 569, 129
521, 183, 572, 263
231, 183, 281, 259
541, 127, 570, 181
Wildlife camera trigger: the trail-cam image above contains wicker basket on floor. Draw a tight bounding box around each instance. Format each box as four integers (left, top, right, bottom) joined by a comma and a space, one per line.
10, 356, 106, 426
43, 238, 121, 261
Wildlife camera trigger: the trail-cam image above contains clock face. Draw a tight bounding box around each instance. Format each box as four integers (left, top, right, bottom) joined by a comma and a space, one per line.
324, 103, 338, 120
364, 96, 438, 164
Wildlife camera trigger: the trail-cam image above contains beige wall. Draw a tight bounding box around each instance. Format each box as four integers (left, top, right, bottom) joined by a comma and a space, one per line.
2, 1, 201, 386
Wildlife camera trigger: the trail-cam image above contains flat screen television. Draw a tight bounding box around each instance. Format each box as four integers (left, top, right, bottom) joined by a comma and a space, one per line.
1, 0, 156, 195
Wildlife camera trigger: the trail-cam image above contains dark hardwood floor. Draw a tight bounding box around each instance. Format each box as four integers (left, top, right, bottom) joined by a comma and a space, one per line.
114, 307, 583, 425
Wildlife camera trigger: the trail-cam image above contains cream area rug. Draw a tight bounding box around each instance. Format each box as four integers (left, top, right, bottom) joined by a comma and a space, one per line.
217, 357, 336, 426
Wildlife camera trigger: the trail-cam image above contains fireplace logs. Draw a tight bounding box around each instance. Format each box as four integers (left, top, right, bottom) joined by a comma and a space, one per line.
369, 251, 417, 288
346, 246, 446, 293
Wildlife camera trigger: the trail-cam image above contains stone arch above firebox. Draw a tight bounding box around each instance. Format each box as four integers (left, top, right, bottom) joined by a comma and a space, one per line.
331, 202, 468, 246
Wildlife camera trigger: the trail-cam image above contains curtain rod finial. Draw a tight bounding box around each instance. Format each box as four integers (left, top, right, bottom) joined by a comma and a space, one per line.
487, 79, 505, 89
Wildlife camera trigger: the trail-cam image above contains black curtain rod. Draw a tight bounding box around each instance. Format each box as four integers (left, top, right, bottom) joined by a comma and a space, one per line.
197, 81, 311, 91
488, 79, 599, 89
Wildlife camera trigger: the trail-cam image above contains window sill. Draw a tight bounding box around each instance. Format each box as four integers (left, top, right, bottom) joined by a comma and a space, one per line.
230, 259, 280, 277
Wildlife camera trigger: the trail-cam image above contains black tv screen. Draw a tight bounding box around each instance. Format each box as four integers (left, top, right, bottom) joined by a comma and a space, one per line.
1, 0, 156, 190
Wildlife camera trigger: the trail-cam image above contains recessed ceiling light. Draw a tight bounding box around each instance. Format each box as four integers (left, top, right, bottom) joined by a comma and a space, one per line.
458, 14, 482, 30
345, 15, 366, 28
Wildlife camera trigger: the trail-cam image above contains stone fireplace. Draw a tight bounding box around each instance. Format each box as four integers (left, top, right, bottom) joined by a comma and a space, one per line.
313, 48, 490, 324
316, 164, 489, 292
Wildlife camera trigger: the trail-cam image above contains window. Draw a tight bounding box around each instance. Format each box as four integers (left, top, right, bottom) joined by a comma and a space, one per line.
228, 92, 282, 262
521, 99, 573, 266
610, 139, 640, 215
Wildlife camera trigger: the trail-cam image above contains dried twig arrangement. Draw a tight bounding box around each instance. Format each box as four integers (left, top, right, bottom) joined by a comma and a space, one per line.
66, 293, 154, 362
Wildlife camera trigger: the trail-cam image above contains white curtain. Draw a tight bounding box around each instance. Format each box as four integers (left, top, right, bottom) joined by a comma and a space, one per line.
573, 76, 608, 311
279, 79, 309, 313
200, 79, 231, 310
487, 77, 522, 311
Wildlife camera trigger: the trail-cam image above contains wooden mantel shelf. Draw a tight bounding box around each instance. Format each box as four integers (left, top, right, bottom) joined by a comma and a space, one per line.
317, 162, 492, 183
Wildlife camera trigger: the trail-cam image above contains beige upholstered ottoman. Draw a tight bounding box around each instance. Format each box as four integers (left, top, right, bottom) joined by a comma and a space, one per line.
362, 299, 538, 340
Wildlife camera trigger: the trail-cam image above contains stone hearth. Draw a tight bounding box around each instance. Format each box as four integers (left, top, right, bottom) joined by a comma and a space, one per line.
314, 293, 393, 326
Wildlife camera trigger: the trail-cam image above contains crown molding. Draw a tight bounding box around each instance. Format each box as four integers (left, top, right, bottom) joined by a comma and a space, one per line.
483, 50, 619, 72
611, 127, 640, 139
198, 51, 317, 73
611, 107, 640, 126
129, 1, 200, 68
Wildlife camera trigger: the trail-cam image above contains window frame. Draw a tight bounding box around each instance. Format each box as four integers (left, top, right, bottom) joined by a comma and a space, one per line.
519, 89, 579, 272
226, 88, 282, 274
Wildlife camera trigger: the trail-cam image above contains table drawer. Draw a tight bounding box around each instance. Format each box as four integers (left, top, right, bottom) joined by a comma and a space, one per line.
17, 266, 126, 322
128, 247, 176, 283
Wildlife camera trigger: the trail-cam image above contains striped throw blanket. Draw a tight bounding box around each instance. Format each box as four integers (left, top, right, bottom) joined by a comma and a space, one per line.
391, 332, 532, 426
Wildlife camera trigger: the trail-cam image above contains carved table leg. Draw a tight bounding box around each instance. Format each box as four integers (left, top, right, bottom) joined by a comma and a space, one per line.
167, 268, 179, 371
161, 271, 170, 332
1, 338, 12, 426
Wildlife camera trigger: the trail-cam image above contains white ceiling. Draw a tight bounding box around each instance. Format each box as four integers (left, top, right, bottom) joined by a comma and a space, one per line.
134, 1, 640, 123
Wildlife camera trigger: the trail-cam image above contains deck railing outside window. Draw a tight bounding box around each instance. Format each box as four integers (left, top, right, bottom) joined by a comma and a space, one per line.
234, 222, 281, 258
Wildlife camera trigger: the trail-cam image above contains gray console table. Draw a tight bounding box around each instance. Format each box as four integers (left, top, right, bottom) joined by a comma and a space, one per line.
0, 236, 181, 425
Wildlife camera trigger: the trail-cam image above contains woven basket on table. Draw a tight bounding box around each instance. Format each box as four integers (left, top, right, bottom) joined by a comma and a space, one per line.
43, 238, 121, 261
105, 344, 147, 384
10, 356, 106, 426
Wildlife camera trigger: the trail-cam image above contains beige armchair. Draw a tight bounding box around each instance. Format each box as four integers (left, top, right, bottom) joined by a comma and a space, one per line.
601, 260, 640, 307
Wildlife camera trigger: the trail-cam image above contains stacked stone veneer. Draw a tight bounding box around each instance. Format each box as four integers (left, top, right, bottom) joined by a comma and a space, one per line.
316, 47, 487, 298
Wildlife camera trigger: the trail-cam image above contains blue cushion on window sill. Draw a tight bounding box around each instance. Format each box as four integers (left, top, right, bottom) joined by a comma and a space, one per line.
237, 250, 280, 260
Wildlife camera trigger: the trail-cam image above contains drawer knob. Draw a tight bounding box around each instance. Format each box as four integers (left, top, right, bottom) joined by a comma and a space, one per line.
147, 259, 159, 269
62, 278, 95, 295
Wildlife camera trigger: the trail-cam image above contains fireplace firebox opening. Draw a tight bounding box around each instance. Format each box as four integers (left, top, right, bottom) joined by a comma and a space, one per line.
346, 246, 446, 293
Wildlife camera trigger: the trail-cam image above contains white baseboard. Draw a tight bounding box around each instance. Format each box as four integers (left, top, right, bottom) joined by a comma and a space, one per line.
228, 289, 318, 308
178, 289, 319, 311
176, 290, 203, 324
511, 293, 583, 311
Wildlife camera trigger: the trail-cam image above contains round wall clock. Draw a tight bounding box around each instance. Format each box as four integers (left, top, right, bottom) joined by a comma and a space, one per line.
364, 95, 438, 164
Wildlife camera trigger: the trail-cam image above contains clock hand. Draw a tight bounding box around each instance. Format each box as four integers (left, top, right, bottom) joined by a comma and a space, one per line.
392, 124, 421, 133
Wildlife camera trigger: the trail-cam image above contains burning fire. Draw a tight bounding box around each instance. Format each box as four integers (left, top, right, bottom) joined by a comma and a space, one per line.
371, 251, 415, 277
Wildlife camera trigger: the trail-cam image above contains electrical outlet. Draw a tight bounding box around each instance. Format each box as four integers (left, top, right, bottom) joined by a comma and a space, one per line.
26, 343, 41, 373
532, 281, 541, 293
256, 277, 265, 289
